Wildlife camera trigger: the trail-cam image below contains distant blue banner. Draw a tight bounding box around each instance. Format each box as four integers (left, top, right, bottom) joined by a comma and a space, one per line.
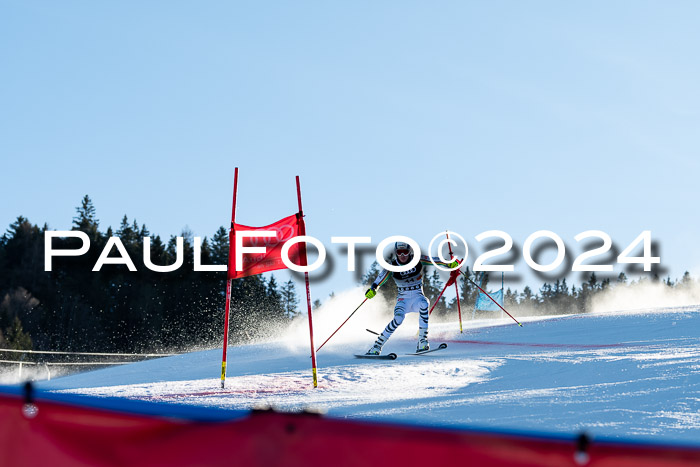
475, 289, 503, 311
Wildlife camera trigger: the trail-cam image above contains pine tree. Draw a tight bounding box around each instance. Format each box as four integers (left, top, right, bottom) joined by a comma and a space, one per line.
539, 283, 553, 303
423, 268, 446, 317
211, 227, 229, 265
587, 273, 599, 290
145, 235, 168, 267
281, 279, 300, 319
265, 274, 286, 322
116, 215, 137, 246
550, 278, 574, 313
1, 217, 43, 304
139, 224, 151, 239
553, 279, 563, 297
72, 195, 99, 239
5, 316, 32, 350
680, 271, 692, 288
504, 288, 518, 308
521, 286, 535, 308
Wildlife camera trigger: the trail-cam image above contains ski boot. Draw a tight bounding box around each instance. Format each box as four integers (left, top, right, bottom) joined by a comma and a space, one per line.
366, 343, 382, 355
417, 338, 430, 352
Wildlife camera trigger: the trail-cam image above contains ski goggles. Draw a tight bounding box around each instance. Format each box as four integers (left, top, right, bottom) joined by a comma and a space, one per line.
396, 249, 411, 257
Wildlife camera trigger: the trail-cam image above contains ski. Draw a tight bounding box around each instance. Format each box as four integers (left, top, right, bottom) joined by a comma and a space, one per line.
354, 353, 398, 360
405, 342, 448, 356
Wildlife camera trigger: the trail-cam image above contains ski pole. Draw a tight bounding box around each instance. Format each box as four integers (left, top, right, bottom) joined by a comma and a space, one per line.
316, 298, 368, 352
446, 231, 463, 333
429, 281, 450, 316
461, 271, 522, 327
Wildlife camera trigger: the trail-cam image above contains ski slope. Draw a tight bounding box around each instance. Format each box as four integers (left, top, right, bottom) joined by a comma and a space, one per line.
38, 305, 700, 445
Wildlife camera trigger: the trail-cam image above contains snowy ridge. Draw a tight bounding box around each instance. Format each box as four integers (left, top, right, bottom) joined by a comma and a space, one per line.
38, 306, 700, 444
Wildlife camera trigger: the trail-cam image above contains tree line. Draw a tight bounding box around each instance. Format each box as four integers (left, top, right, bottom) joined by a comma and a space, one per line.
0, 196, 301, 353
361, 259, 696, 320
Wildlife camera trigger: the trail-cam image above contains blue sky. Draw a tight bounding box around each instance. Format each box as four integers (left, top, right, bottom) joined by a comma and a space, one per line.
2, 2, 699, 303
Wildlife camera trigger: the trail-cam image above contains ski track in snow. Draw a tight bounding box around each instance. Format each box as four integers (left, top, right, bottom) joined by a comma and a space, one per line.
56, 359, 502, 412
41, 306, 700, 443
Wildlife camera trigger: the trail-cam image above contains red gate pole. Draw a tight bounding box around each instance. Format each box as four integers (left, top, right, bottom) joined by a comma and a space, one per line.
446, 231, 463, 333
296, 176, 318, 388
429, 281, 450, 316
221, 167, 238, 389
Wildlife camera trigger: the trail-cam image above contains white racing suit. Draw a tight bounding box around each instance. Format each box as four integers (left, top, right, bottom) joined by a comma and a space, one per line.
370, 255, 452, 350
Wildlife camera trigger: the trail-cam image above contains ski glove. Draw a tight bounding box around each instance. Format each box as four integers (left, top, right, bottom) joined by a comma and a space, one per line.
448, 260, 460, 269
365, 288, 376, 299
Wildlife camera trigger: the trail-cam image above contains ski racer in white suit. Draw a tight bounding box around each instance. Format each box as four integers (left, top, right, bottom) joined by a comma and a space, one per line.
365, 242, 460, 354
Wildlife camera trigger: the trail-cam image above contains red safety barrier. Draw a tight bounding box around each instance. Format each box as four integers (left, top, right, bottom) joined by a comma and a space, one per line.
1, 387, 699, 467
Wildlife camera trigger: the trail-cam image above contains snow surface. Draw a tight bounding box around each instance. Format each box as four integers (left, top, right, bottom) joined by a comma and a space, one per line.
37, 304, 700, 444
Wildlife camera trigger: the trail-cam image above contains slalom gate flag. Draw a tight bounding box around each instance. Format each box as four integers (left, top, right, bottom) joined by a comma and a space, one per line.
475, 289, 504, 312
227, 213, 301, 280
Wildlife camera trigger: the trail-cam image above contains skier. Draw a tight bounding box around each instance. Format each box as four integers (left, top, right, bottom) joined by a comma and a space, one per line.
364, 241, 460, 354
